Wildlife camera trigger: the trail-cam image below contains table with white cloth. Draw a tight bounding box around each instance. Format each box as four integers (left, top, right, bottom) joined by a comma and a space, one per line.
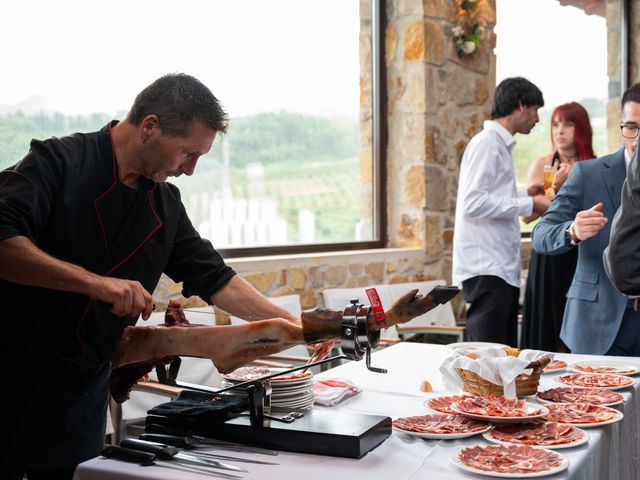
75, 343, 640, 480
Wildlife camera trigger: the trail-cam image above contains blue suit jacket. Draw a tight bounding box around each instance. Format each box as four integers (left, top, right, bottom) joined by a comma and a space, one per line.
531, 149, 627, 354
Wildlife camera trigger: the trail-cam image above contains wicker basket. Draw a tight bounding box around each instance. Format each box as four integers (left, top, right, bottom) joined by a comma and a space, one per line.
455, 354, 551, 397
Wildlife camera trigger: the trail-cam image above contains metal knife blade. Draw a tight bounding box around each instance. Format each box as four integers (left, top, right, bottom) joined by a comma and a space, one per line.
139, 434, 278, 464
121, 438, 248, 473
102, 446, 243, 478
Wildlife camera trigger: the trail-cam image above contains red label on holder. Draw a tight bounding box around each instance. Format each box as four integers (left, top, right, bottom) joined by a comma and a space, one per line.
365, 287, 387, 329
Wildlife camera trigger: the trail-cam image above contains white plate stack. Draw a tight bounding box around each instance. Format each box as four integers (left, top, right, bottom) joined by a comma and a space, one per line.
221, 366, 315, 410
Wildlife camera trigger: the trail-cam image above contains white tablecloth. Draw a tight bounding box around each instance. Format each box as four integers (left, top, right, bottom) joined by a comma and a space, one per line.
75, 343, 640, 480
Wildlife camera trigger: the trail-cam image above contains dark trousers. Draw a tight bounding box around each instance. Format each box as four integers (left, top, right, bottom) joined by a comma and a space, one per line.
462, 275, 519, 346
0, 467, 75, 480
606, 307, 640, 356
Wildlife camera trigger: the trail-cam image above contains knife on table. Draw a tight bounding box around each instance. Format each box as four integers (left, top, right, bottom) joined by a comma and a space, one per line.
101, 446, 243, 479
139, 434, 279, 465
144, 421, 279, 455
121, 438, 248, 473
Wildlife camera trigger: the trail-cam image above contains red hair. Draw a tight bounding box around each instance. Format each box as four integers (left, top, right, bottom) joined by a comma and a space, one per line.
551, 102, 596, 160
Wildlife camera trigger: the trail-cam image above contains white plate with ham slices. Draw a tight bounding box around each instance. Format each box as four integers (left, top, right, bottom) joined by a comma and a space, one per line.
450, 396, 549, 424
222, 366, 313, 384
537, 387, 624, 407
555, 373, 636, 390
424, 394, 474, 414
542, 359, 568, 374
392, 413, 491, 439
569, 361, 640, 376
544, 402, 623, 428
483, 421, 589, 449
452, 444, 569, 478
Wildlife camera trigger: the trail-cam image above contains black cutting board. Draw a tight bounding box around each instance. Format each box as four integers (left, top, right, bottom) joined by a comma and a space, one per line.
146, 409, 391, 458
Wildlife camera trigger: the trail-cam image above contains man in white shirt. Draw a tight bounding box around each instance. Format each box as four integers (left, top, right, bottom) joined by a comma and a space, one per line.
453, 77, 549, 345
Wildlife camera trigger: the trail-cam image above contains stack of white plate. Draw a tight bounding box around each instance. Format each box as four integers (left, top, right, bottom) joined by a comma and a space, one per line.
221, 366, 315, 410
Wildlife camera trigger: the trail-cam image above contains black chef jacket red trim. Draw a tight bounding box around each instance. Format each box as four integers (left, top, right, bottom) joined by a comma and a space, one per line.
0, 122, 235, 467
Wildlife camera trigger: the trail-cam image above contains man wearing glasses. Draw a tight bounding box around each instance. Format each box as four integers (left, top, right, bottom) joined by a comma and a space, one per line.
531, 83, 640, 355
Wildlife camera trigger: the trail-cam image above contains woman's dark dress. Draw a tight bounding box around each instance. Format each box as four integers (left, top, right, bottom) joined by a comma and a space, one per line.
521, 247, 577, 351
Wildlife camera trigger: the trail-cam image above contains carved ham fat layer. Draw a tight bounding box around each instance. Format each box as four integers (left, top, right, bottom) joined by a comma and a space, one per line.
110, 288, 447, 402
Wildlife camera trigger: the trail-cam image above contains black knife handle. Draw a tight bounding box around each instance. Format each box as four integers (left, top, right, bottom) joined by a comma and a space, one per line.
120, 438, 179, 460
140, 433, 195, 449
101, 446, 156, 466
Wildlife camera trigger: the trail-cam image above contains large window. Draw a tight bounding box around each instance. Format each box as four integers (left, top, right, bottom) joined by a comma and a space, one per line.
0, 0, 380, 255
495, 0, 609, 232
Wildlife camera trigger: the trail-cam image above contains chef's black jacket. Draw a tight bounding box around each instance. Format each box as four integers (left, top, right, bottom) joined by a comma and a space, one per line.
0, 122, 235, 468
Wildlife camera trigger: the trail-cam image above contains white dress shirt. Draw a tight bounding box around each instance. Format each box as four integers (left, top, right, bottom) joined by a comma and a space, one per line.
452, 120, 534, 288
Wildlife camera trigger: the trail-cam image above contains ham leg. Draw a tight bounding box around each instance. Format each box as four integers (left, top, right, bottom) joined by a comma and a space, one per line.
110, 288, 454, 402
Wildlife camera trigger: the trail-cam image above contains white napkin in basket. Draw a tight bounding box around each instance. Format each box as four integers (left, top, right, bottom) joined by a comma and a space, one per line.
439, 347, 553, 399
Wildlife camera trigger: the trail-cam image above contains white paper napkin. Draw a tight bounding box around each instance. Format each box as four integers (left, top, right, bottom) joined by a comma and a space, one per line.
439, 347, 553, 398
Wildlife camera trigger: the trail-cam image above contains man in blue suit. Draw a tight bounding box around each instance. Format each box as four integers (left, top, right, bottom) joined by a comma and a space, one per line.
531, 83, 640, 355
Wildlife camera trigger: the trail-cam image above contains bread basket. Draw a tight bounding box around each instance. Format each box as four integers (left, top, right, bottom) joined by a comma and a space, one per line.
455, 348, 551, 397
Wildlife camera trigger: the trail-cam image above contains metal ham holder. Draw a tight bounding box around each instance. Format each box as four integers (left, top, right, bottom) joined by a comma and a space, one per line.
158, 299, 386, 427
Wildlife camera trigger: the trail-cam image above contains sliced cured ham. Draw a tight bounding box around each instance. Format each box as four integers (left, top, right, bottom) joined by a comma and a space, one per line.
393, 414, 488, 434
427, 394, 473, 414
110, 288, 450, 402
457, 444, 565, 475
455, 396, 542, 417
544, 402, 619, 424
572, 364, 637, 375
558, 373, 634, 389
544, 359, 567, 372
488, 421, 586, 446
537, 387, 624, 406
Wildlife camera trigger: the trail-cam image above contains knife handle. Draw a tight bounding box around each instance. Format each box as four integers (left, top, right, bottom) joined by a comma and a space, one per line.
102, 445, 156, 466
140, 433, 195, 449
120, 438, 179, 460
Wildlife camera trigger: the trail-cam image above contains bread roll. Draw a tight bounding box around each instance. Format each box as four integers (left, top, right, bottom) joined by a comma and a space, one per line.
420, 380, 433, 392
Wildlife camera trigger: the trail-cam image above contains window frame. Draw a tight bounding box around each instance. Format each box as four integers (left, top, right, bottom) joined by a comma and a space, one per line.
219, 0, 386, 258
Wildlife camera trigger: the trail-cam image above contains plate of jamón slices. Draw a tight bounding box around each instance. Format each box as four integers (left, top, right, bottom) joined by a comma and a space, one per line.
483, 421, 588, 449
450, 396, 549, 424
542, 359, 567, 373
425, 394, 474, 414
451, 444, 569, 478
392, 413, 491, 439
555, 373, 635, 390
537, 387, 624, 407
544, 402, 623, 428
569, 361, 639, 376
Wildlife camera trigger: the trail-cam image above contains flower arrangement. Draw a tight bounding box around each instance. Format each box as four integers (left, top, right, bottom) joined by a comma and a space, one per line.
452, 0, 483, 58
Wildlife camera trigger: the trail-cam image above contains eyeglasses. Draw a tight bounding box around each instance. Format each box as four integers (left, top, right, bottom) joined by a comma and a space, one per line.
620, 124, 640, 139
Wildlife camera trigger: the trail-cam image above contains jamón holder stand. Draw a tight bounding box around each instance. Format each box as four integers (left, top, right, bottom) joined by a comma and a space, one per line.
160, 298, 387, 427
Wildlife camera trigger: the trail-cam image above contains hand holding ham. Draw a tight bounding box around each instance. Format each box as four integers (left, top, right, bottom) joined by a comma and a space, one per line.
573, 202, 608, 241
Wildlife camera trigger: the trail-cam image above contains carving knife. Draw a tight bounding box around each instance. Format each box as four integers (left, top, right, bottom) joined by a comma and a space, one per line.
139, 434, 279, 464
101, 446, 243, 478
121, 438, 248, 473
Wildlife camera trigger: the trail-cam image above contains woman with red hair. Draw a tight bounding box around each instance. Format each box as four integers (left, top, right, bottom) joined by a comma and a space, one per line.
521, 101, 596, 351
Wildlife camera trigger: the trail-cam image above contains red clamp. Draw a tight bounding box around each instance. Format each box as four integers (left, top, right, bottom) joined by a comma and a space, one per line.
365, 287, 387, 329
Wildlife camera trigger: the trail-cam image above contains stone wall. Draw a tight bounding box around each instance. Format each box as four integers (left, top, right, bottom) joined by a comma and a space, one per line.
384, 0, 496, 282
152, 248, 459, 317
606, 0, 623, 152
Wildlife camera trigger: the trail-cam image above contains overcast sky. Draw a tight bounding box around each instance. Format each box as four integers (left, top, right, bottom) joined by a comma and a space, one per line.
495, 0, 608, 111
1, 0, 608, 118
0, 0, 360, 118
